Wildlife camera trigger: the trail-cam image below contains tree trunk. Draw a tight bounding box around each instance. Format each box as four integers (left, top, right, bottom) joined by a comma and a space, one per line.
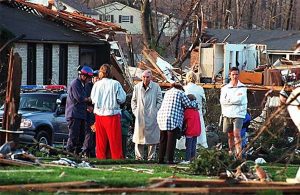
223, 0, 232, 29
285, 0, 295, 30
235, 0, 240, 28
247, 0, 257, 29
141, 0, 152, 48
165, 0, 200, 48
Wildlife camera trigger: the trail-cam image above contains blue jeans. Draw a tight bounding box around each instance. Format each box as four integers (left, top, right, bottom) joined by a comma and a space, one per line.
185, 136, 197, 161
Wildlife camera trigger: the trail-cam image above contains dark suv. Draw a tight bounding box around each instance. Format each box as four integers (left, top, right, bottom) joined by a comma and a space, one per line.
0, 85, 68, 146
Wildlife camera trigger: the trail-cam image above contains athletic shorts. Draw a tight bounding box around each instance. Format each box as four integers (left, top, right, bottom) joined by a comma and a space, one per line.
223, 117, 244, 133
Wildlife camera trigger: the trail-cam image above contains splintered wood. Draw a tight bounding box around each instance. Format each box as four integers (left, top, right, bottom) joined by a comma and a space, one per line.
11, 0, 126, 38
141, 49, 181, 83
0, 179, 299, 193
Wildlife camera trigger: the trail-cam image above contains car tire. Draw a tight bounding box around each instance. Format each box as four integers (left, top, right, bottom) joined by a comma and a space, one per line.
36, 130, 51, 146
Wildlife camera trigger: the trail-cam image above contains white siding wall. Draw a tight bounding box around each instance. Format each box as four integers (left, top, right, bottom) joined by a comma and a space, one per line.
13, 43, 80, 86
36, 44, 44, 84
13, 43, 27, 85
67, 45, 79, 85
95, 2, 142, 34
52, 44, 60, 85
95, 2, 188, 36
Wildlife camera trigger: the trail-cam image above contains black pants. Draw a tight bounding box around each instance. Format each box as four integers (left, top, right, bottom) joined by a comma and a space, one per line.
66, 118, 85, 154
82, 124, 96, 157
158, 127, 180, 164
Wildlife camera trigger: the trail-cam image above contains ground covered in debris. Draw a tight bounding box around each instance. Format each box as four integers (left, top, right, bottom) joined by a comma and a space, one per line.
0, 158, 298, 193
0, 89, 299, 193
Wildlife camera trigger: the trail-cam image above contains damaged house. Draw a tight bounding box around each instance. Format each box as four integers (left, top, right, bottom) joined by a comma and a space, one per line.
204, 29, 300, 64
27, 0, 99, 19
0, 0, 127, 86
191, 29, 300, 87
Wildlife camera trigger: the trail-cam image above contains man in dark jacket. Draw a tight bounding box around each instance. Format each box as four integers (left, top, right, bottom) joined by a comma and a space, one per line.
65, 66, 93, 154
81, 70, 99, 158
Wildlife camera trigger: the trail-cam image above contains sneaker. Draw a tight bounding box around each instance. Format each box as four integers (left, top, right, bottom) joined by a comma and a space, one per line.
179, 160, 190, 165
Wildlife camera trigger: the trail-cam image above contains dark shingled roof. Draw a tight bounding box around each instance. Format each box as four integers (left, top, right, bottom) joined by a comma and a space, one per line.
0, 3, 105, 45
205, 29, 300, 50
61, 0, 98, 15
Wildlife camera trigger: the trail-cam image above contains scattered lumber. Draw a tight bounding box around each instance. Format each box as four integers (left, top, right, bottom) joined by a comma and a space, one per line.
142, 49, 181, 83
37, 143, 81, 161
149, 178, 298, 187
0, 181, 98, 192
50, 186, 300, 193
0, 178, 298, 193
110, 55, 134, 93
0, 158, 35, 167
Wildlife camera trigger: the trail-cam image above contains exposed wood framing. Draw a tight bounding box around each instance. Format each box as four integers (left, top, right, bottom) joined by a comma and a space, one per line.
11, 0, 126, 38
142, 49, 181, 83
153, 82, 294, 92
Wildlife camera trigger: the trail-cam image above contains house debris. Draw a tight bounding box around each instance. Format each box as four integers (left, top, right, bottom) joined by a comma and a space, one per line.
0, 178, 299, 193
138, 49, 181, 83
8, 0, 126, 38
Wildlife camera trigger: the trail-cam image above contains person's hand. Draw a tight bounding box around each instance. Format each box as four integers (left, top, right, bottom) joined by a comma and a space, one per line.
87, 106, 93, 113
90, 123, 96, 132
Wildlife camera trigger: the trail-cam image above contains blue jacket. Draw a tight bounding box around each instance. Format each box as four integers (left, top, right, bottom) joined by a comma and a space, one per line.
65, 78, 87, 120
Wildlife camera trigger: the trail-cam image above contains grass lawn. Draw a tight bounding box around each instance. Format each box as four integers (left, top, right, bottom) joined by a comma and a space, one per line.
0, 158, 298, 187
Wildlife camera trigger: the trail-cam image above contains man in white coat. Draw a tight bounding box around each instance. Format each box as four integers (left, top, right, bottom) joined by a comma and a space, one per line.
131, 70, 162, 160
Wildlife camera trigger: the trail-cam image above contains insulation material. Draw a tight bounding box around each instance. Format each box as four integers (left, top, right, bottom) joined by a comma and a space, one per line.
156, 57, 176, 83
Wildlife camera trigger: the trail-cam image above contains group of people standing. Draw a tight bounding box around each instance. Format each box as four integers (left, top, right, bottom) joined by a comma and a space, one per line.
65, 63, 248, 163
132, 70, 208, 164
66, 64, 126, 159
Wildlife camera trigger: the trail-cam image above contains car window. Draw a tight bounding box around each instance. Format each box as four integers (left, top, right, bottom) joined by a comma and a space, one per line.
20, 94, 58, 112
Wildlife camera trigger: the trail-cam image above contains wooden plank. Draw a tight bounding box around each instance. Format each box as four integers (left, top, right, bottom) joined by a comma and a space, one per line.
0, 178, 299, 193
271, 65, 300, 70
54, 186, 300, 193
142, 49, 167, 81
0, 181, 97, 192
149, 178, 297, 187
0, 158, 35, 167
239, 71, 263, 85
135, 80, 293, 92
166, 82, 293, 92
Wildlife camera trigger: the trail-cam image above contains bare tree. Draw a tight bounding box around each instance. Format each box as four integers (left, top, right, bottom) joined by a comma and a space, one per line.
247, 0, 258, 29
223, 0, 232, 29
140, 0, 152, 48
285, 0, 295, 30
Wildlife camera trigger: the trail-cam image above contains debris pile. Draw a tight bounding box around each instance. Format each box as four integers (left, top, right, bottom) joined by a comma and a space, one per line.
137, 49, 182, 83
8, 0, 126, 38
0, 141, 39, 166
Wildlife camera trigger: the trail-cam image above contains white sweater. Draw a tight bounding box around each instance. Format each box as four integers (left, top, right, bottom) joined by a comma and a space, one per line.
91, 78, 126, 116
220, 81, 247, 118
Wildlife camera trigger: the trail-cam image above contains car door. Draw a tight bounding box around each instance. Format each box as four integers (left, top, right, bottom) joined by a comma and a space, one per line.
53, 96, 69, 144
